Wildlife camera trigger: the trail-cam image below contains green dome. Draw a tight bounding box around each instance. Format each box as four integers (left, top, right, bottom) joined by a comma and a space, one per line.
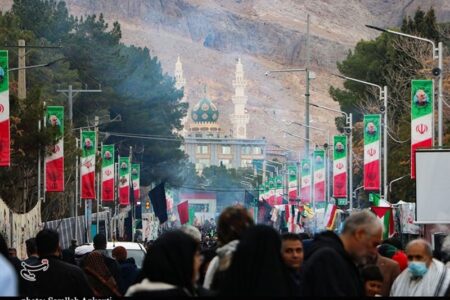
191, 97, 219, 123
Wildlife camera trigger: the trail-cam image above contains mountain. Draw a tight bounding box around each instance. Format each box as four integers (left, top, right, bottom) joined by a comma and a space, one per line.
1, 0, 448, 155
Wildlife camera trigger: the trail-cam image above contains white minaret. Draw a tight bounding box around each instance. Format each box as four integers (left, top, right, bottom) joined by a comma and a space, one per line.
230, 58, 250, 139
174, 56, 186, 90
174, 56, 188, 134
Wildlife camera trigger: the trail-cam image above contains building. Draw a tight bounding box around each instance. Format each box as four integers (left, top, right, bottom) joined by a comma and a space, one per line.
174, 57, 266, 172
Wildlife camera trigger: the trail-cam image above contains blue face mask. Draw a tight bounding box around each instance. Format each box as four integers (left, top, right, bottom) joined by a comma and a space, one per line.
408, 261, 428, 278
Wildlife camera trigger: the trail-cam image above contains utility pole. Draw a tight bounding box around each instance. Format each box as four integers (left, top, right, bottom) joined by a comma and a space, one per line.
129, 146, 134, 241
56, 85, 102, 126
18, 40, 26, 100
74, 137, 80, 241
95, 116, 100, 235
305, 14, 311, 157
58, 86, 102, 219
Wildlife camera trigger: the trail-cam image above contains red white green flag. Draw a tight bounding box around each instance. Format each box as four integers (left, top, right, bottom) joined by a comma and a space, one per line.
80, 131, 96, 199
313, 150, 325, 203
275, 175, 283, 205
131, 163, 140, 201
119, 156, 130, 205
411, 80, 433, 179
0, 51, 9, 167
371, 199, 395, 240
333, 135, 347, 198
45, 106, 64, 192
324, 203, 338, 230
288, 165, 298, 200
300, 159, 311, 204
364, 114, 381, 191
101, 144, 115, 202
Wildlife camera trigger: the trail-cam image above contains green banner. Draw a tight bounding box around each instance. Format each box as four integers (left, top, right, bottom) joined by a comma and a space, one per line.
411, 79, 434, 118
46, 106, 64, 138
333, 135, 347, 160
101, 145, 115, 168
131, 163, 140, 181
363, 114, 381, 145
288, 165, 297, 182
0, 50, 8, 93
81, 131, 96, 157
119, 157, 130, 178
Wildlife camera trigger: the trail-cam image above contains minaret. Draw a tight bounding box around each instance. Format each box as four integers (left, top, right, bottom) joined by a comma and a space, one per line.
230, 58, 250, 139
174, 56, 187, 134
174, 56, 186, 90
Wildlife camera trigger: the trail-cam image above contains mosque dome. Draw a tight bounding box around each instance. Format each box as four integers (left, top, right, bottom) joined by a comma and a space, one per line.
191, 97, 219, 123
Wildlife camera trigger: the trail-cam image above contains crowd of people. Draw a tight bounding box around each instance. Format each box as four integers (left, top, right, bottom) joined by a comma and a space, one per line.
1, 205, 450, 297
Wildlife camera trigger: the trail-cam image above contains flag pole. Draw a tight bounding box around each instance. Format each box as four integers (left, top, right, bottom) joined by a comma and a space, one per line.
75, 137, 79, 242
129, 146, 134, 241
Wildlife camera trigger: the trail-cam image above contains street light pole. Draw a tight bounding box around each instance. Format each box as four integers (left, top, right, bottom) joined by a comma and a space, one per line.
265, 67, 315, 157
332, 74, 388, 203
366, 24, 443, 147
389, 174, 410, 193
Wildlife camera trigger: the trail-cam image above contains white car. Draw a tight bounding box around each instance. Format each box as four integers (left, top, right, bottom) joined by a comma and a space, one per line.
75, 241, 147, 269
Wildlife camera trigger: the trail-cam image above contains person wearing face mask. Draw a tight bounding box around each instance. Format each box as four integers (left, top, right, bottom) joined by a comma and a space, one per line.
390, 239, 450, 297
299, 210, 383, 297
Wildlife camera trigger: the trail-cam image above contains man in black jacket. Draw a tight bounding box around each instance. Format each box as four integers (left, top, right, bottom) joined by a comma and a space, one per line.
89, 234, 123, 288
299, 210, 382, 297
26, 229, 93, 297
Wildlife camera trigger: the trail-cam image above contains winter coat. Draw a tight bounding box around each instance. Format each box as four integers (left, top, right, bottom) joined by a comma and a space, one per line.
299, 231, 364, 297
203, 240, 239, 290
27, 256, 93, 297
118, 258, 139, 294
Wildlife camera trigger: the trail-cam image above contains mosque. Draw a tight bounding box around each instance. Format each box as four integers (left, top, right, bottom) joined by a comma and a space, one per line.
174, 57, 267, 173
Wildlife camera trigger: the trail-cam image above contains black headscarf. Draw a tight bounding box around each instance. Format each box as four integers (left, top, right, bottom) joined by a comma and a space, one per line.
141, 230, 199, 294
220, 225, 291, 297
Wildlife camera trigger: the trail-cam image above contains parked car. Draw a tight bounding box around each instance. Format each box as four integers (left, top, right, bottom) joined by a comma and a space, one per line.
74, 241, 146, 269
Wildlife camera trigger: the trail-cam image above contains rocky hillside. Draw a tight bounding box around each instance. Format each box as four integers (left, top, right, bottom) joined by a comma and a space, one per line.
1, 0, 448, 154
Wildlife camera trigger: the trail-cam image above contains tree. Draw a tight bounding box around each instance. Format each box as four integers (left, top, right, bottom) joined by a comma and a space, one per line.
329, 7, 444, 202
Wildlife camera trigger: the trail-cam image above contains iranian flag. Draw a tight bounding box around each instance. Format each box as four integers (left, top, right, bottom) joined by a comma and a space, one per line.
45, 106, 64, 192
131, 163, 140, 201
333, 135, 347, 198
118, 156, 130, 205
300, 159, 311, 204
80, 131, 96, 199
313, 150, 325, 203
275, 175, 283, 205
411, 80, 434, 179
101, 144, 115, 202
288, 165, 298, 200
324, 203, 338, 230
0, 50, 9, 167
371, 199, 395, 240
364, 114, 381, 191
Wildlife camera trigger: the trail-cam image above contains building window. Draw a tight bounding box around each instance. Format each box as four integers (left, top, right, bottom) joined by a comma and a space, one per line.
241, 159, 252, 168
196, 145, 209, 154
222, 145, 231, 155
242, 146, 251, 155
253, 147, 262, 155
